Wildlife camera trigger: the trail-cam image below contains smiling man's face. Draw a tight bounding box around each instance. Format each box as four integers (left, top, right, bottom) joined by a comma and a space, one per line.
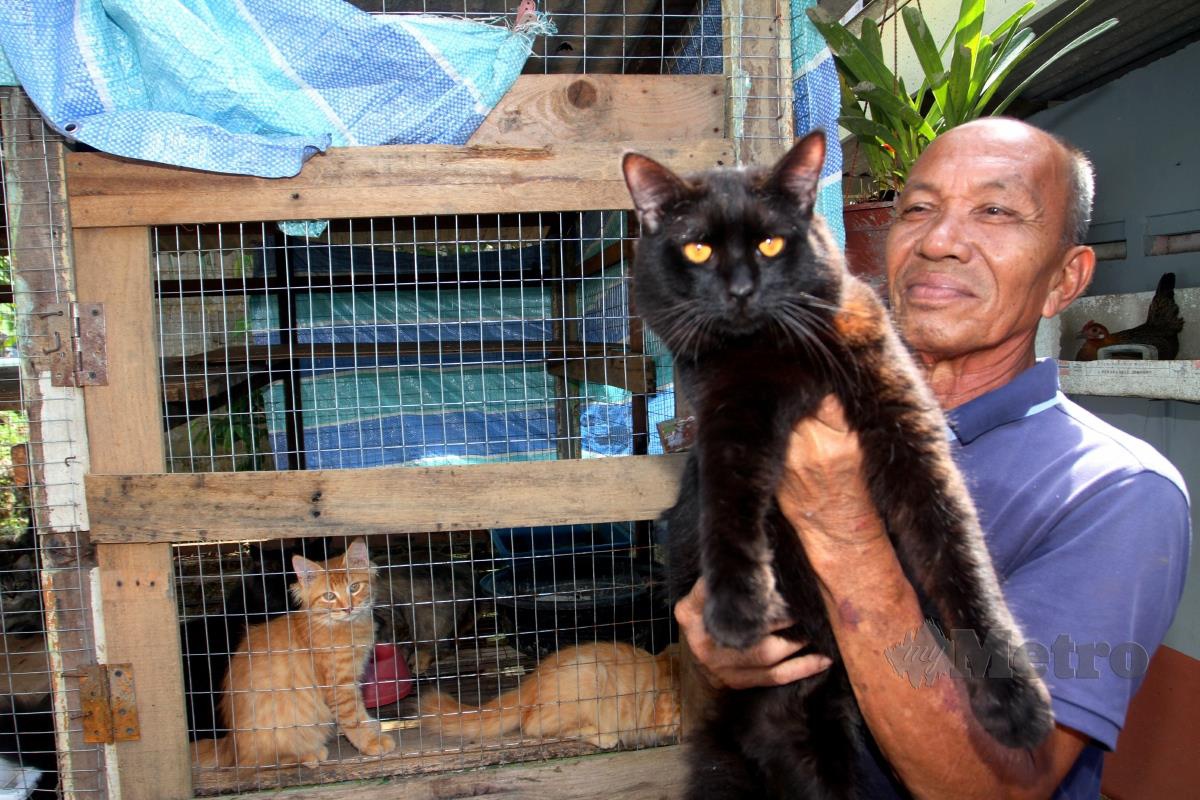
885, 119, 1075, 362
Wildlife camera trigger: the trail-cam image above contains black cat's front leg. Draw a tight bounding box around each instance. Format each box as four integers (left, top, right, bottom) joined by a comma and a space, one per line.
833, 285, 1053, 748
694, 388, 799, 650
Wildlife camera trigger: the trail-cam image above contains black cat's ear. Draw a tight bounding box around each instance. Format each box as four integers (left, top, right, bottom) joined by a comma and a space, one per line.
768, 130, 826, 214
623, 152, 687, 234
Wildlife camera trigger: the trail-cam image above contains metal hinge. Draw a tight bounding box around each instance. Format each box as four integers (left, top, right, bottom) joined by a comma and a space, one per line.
79, 663, 140, 744
38, 302, 107, 387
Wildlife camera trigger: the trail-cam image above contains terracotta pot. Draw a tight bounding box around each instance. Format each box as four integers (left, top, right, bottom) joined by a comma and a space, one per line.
843, 200, 894, 290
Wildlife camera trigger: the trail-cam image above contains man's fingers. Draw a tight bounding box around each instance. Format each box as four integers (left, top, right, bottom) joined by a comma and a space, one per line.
766, 653, 834, 686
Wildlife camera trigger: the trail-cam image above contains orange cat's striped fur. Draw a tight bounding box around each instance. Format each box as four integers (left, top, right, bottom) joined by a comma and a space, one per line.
422, 641, 681, 749
192, 539, 395, 768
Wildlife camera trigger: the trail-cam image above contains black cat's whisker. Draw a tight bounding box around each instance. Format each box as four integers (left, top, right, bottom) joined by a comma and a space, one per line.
794, 292, 842, 313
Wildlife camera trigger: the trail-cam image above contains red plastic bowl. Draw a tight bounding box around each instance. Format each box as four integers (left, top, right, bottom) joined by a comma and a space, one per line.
361, 643, 414, 708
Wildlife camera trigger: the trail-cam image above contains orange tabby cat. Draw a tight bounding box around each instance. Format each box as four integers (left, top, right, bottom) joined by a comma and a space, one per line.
422, 641, 680, 749
192, 539, 396, 768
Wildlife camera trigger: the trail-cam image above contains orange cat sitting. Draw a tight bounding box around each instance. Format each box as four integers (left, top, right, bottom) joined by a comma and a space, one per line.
422, 641, 680, 750
193, 539, 396, 768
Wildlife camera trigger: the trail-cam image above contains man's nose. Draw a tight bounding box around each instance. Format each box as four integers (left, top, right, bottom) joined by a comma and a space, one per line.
916, 211, 971, 262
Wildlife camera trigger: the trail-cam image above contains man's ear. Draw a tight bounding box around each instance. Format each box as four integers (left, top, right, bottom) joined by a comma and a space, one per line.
622, 153, 687, 234
1042, 245, 1096, 319
767, 129, 826, 215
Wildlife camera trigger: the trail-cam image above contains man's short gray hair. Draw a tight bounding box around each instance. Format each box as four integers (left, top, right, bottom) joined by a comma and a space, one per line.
1061, 142, 1095, 246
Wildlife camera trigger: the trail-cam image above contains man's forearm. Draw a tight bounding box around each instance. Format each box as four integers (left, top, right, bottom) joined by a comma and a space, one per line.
799, 518, 1053, 799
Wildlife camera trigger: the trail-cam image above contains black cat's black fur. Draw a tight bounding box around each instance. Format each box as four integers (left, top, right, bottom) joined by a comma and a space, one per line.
622, 132, 1053, 799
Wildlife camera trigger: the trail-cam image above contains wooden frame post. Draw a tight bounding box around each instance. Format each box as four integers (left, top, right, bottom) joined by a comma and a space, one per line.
75, 226, 192, 799
1, 86, 107, 799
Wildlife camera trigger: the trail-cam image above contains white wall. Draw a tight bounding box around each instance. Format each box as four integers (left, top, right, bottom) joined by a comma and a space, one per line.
1031, 42, 1200, 659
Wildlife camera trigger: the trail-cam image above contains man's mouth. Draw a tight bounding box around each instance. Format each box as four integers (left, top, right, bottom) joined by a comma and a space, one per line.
903, 275, 976, 304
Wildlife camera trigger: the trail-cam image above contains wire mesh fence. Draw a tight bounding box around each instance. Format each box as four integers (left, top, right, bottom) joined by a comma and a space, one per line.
0, 0, 796, 794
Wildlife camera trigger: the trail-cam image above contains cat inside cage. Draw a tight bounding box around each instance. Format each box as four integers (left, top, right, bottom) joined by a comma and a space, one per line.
176, 529, 678, 790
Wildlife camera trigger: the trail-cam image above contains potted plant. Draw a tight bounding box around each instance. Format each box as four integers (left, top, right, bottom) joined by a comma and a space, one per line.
807, 0, 1117, 278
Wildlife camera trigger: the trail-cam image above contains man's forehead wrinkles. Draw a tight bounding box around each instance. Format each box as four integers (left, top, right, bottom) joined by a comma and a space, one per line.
902, 172, 1036, 200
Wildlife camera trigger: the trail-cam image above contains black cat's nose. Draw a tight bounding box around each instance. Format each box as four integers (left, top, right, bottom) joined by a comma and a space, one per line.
728, 277, 755, 299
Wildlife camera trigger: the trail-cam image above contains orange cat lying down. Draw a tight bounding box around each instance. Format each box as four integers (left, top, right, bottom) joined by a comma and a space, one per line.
193, 539, 395, 768
422, 641, 681, 750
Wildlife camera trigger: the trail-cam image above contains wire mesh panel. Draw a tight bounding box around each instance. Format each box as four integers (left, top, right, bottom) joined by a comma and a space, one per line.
157, 207, 680, 795
156, 213, 674, 472
0, 89, 104, 797
176, 529, 675, 794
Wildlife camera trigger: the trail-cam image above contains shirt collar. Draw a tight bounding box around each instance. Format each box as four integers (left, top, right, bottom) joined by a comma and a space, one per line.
945, 359, 1061, 445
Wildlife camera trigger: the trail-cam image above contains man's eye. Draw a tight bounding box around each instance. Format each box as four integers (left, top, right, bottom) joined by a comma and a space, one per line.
900, 204, 929, 216
983, 206, 1010, 217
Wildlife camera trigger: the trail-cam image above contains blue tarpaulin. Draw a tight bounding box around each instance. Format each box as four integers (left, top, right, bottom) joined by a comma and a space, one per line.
0, 0, 553, 177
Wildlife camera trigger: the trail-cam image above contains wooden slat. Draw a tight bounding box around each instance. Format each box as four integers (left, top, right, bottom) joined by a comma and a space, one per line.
468, 74, 725, 146
65, 139, 733, 228
76, 226, 192, 799
203, 745, 687, 799
86, 454, 687, 543
0, 87, 107, 798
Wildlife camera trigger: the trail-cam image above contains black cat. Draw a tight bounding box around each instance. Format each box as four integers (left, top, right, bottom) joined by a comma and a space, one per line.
622, 131, 1053, 799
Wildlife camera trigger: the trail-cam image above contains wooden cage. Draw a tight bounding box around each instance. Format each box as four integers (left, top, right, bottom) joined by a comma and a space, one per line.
2, 1, 795, 796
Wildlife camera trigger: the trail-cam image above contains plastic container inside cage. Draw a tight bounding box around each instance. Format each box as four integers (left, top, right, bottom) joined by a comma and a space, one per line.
489, 522, 634, 558
480, 552, 671, 658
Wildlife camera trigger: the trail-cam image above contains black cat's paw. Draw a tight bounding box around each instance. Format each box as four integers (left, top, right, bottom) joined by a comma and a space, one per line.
703, 570, 787, 650
966, 659, 1054, 749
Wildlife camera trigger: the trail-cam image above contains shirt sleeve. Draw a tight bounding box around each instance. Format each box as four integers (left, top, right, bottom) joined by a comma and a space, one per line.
998, 472, 1191, 750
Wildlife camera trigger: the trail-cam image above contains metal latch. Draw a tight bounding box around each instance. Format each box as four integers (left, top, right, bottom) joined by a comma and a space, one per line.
79, 663, 140, 743
38, 302, 107, 387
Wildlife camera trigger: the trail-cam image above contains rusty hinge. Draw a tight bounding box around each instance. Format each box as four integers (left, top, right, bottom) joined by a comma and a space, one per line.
79, 663, 140, 743
38, 302, 107, 387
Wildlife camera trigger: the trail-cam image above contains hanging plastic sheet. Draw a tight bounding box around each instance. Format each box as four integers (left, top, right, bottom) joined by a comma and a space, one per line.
0, 0, 553, 177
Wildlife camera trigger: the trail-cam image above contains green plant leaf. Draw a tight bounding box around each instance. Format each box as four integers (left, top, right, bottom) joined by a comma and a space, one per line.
838, 115, 906, 155
902, 6, 948, 112
852, 81, 930, 137
969, 36, 995, 103
954, 0, 986, 55
973, 28, 1037, 114
986, 2, 1036, 44
992, 17, 1118, 114
806, 7, 899, 94
945, 44, 974, 127
860, 17, 884, 65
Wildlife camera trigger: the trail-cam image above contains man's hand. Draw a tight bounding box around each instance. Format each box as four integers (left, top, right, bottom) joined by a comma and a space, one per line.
777, 395, 884, 551
674, 577, 832, 689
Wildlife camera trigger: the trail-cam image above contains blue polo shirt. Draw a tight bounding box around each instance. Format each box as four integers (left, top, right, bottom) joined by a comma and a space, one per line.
862, 358, 1191, 799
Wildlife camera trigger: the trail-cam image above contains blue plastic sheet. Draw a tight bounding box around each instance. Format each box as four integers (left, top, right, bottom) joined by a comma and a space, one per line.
0, 0, 553, 177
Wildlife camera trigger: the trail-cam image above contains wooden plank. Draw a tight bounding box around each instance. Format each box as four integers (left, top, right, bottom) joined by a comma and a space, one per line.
468, 74, 725, 146
204, 745, 687, 800
65, 140, 733, 228
0, 86, 107, 798
75, 226, 192, 799
86, 453, 687, 543
723, 0, 795, 166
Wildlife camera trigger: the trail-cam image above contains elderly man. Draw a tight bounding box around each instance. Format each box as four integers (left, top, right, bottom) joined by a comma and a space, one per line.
675, 118, 1190, 798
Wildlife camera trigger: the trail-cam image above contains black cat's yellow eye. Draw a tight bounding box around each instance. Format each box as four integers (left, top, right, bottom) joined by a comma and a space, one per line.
757, 236, 785, 258
682, 242, 713, 264
322, 591, 337, 601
